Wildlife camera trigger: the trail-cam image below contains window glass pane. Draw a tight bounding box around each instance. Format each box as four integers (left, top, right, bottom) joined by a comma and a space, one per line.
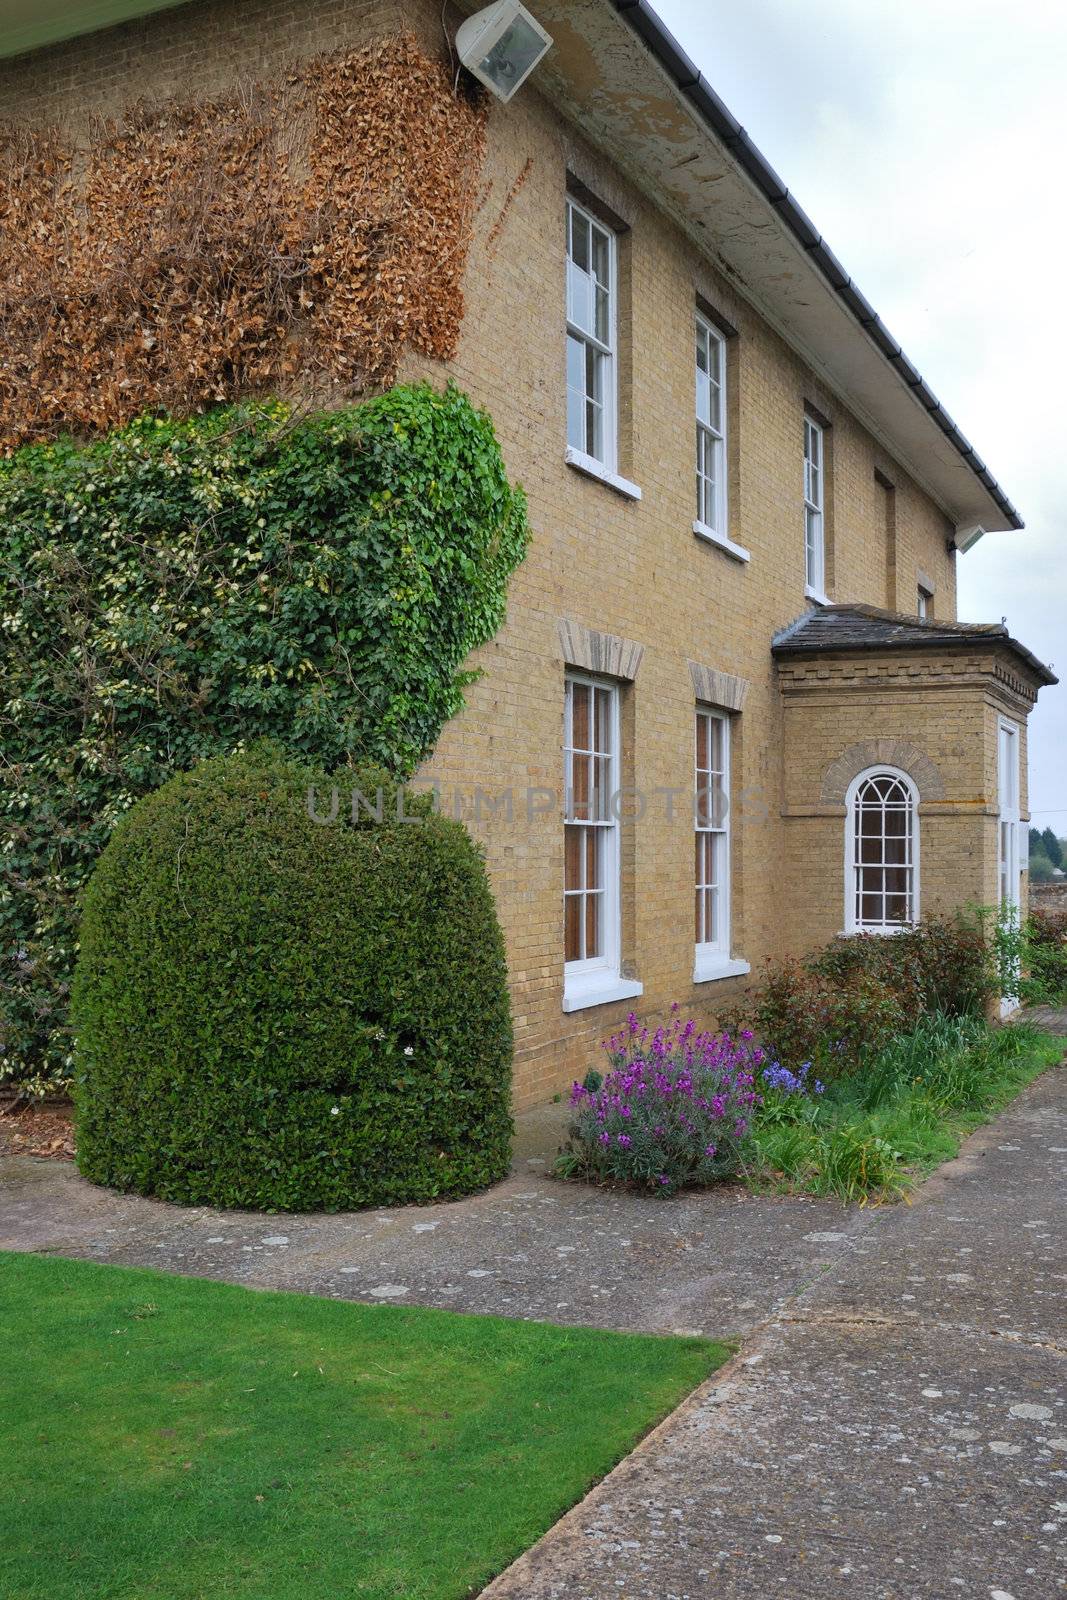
570, 754, 591, 820
594, 687, 613, 754
708, 378, 721, 435
564, 893, 582, 962
885, 866, 909, 898
590, 223, 610, 285
566, 335, 585, 450
569, 206, 589, 272
805, 509, 820, 587
571, 683, 590, 748
585, 890, 601, 959
859, 833, 881, 865
564, 825, 582, 892
704, 880, 719, 944
696, 713, 708, 772
707, 330, 721, 386
584, 346, 604, 459
696, 370, 710, 426
861, 891, 882, 924
595, 284, 610, 346
859, 805, 882, 836
566, 258, 591, 334
708, 716, 724, 775
585, 828, 599, 892
592, 755, 611, 821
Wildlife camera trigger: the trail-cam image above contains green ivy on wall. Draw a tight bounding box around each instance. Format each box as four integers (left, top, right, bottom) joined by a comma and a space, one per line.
0, 383, 529, 1093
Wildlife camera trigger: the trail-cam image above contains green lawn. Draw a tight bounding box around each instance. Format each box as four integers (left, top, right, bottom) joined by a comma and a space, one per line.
0, 1253, 725, 1600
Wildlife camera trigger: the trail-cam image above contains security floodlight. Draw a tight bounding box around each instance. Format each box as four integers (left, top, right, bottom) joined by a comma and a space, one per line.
953, 524, 986, 554
456, 1, 553, 103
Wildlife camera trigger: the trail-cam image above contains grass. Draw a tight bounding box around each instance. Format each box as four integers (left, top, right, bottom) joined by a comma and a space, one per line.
747, 1017, 1063, 1205
0, 1253, 727, 1600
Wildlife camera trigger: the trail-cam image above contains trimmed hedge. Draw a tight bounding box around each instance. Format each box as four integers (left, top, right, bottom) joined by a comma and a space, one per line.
71, 748, 513, 1210
0, 382, 528, 1093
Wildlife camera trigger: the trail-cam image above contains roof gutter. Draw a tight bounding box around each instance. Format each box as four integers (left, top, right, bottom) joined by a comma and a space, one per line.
612, 0, 1023, 533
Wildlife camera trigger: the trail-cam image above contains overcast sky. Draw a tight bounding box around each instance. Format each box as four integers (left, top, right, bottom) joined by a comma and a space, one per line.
654, 0, 1065, 829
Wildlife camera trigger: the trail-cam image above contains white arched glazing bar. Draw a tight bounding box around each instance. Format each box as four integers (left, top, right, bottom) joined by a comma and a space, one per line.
844, 766, 920, 934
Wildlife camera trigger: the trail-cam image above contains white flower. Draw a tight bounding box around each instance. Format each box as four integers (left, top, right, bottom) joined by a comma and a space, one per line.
403, 1046, 414, 1057
330, 1106, 340, 1116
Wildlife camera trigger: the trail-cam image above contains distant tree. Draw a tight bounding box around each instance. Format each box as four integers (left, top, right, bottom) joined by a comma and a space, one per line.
1030, 827, 1043, 856
1029, 852, 1056, 884
1040, 827, 1063, 869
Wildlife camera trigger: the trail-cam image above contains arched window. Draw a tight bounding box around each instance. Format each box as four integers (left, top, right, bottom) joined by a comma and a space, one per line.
845, 767, 919, 934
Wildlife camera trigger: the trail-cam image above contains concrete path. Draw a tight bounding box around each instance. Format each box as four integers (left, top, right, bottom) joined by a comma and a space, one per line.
0, 1100, 865, 1339
483, 1061, 1067, 1600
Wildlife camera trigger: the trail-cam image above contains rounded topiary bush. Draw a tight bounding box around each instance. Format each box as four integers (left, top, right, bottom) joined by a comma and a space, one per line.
71, 747, 513, 1210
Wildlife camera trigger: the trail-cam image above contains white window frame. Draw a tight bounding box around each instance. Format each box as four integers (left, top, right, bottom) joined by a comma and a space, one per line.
565, 197, 617, 473
844, 765, 920, 935
917, 585, 932, 620
695, 315, 728, 540
998, 718, 1022, 1011
803, 415, 827, 601
562, 672, 641, 1013
998, 718, 1022, 914
692, 706, 748, 983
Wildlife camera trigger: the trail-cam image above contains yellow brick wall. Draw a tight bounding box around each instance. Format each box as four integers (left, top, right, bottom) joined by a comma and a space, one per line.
3, 0, 1018, 1108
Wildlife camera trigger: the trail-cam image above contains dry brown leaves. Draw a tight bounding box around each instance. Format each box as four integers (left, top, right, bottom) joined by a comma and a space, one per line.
0, 32, 487, 448
0, 1100, 75, 1159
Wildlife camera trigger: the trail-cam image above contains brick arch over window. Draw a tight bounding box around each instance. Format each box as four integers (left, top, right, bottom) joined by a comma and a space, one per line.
821, 740, 945, 806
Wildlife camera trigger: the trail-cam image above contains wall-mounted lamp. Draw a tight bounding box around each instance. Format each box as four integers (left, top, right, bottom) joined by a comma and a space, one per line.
952, 524, 986, 554
456, 0, 553, 103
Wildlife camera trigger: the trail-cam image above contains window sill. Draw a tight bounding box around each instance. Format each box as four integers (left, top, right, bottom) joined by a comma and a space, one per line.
804, 584, 831, 606
693, 521, 751, 563
562, 974, 644, 1014
565, 447, 642, 501
692, 954, 751, 985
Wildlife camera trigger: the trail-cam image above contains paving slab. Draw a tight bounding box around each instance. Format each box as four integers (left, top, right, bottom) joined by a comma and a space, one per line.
484, 1317, 1066, 1600
800, 1069, 1067, 1346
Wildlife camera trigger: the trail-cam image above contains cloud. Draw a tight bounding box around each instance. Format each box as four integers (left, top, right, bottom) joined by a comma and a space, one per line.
655, 0, 1067, 821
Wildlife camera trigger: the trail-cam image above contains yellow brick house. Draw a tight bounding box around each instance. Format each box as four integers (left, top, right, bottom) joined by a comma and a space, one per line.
1, 0, 1054, 1106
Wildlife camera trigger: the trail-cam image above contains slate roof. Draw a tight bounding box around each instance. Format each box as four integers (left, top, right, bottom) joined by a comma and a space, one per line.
771, 604, 1057, 685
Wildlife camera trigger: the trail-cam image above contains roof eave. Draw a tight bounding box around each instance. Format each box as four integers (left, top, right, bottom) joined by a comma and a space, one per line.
609, 0, 1022, 532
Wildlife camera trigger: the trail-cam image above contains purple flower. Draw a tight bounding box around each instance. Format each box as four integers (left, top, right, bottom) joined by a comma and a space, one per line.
564, 1008, 764, 1195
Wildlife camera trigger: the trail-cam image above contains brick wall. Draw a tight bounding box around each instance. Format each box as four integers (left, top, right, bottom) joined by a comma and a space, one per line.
2, 0, 1009, 1107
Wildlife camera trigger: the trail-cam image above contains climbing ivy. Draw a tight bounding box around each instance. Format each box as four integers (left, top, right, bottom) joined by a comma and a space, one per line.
0, 383, 529, 1092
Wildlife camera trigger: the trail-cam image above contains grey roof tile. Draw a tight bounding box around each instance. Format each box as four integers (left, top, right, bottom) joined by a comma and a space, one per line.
771, 604, 1056, 685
